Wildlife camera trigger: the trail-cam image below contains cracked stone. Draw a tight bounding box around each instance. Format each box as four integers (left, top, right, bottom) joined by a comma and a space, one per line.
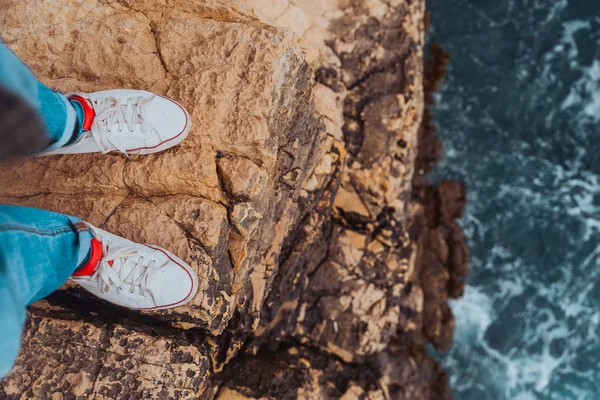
0, 0, 465, 399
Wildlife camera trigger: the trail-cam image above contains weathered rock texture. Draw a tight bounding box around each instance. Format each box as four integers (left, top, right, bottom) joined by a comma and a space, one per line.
0, 1, 465, 399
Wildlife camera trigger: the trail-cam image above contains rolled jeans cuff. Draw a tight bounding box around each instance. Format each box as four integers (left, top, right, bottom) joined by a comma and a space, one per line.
43, 92, 76, 151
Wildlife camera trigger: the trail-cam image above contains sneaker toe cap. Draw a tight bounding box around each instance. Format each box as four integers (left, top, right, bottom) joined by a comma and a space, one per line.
146, 96, 190, 142
155, 259, 196, 307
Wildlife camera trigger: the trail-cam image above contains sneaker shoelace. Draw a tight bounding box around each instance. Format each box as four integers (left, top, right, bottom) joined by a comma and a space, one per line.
91, 239, 162, 302
88, 95, 153, 155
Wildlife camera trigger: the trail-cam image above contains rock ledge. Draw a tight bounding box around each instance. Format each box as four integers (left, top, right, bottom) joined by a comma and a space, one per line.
0, 1, 465, 399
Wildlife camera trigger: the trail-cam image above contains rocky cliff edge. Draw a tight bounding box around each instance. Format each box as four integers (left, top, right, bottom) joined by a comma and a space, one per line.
0, 1, 466, 399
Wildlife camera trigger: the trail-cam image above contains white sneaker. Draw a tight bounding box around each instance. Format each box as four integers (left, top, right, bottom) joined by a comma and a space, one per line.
41, 89, 192, 156
71, 224, 199, 310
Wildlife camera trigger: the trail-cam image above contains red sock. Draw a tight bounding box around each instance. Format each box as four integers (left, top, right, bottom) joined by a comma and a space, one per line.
72, 238, 103, 277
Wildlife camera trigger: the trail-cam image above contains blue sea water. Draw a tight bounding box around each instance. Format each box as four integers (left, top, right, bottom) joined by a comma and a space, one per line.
427, 0, 600, 399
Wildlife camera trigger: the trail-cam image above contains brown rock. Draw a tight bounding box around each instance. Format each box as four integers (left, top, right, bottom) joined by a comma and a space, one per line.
439, 180, 467, 221
446, 220, 470, 278
217, 156, 268, 201
0, 0, 466, 399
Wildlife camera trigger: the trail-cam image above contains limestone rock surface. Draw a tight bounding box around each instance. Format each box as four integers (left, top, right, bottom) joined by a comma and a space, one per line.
0, 1, 465, 399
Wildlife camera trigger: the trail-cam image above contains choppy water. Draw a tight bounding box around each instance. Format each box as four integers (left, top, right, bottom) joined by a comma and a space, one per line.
427, 0, 600, 398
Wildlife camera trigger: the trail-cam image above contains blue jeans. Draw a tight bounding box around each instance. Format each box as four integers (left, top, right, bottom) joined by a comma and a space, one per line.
0, 42, 91, 378
0, 42, 77, 150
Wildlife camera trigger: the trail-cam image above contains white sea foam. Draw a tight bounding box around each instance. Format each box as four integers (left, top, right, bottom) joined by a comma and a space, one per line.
450, 286, 494, 345
558, 19, 600, 121
559, 20, 591, 59
562, 60, 600, 121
